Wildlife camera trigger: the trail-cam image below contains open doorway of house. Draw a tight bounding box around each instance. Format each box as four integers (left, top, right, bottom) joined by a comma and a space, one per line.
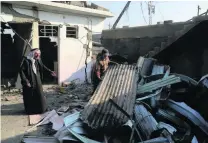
39, 37, 58, 84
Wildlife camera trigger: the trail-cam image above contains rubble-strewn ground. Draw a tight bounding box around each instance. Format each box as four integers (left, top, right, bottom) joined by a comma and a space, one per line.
1, 83, 93, 143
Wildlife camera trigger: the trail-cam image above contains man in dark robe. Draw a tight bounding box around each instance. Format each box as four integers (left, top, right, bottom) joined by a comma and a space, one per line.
20, 48, 56, 115
91, 49, 110, 92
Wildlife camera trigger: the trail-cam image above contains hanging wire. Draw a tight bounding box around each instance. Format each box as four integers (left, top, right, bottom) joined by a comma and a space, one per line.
140, 2, 148, 24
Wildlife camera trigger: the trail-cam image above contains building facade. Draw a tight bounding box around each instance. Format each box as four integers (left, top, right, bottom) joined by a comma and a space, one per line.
0, 1, 113, 87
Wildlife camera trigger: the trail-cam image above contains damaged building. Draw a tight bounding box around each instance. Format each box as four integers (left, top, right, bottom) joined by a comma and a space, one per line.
1, 1, 113, 88
101, 13, 208, 80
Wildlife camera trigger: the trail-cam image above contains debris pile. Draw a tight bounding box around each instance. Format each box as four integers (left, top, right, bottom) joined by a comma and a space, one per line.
22, 57, 208, 143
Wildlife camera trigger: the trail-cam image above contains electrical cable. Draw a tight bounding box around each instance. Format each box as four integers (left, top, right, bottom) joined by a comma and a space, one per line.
140, 2, 148, 24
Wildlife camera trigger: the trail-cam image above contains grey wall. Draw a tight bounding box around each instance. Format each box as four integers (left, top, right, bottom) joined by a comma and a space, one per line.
101, 22, 188, 63
155, 20, 208, 79
102, 22, 187, 39
101, 38, 141, 63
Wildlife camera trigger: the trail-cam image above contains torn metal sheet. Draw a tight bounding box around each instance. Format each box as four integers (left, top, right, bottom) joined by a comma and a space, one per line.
151, 65, 165, 75
68, 128, 102, 143
64, 112, 80, 127
172, 73, 198, 86
157, 109, 192, 142
61, 136, 78, 142
136, 88, 162, 101
50, 113, 64, 131
140, 58, 156, 76
27, 110, 57, 132
198, 74, 208, 88
134, 104, 158, 140
167, 100, 208, 135
81, 64, 137, 129
57, 106, 69, 114
169, 100, 208, 129
191, 136, 198, 143
29, 111, 50, 125
137, 57, 145, 72
22, 136, 59, 143
157, 122, 177, 135
69, 120, 87, 135
137, 75, 181, 94
123, 120, 133, 128
109, 99, 143, 141
138, 137, 169, 143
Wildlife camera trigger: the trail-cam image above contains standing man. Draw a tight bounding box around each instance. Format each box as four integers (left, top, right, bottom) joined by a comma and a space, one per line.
20, 48, 56, 115
91, 49, 110, 92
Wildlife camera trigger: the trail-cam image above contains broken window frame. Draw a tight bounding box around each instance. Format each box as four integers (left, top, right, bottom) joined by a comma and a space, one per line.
39, 24, 59, 37
66, 26, 78, 39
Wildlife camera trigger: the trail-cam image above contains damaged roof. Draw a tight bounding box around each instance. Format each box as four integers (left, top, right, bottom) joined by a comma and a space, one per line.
1, 3, 38, 23
4, 1, 113, 18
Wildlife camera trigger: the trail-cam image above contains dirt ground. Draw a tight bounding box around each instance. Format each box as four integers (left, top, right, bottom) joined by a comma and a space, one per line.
1, 84, 93, 143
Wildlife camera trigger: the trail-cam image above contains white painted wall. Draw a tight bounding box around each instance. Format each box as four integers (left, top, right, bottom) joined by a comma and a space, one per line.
14, 8, 105, 33
58, 25, 93, 84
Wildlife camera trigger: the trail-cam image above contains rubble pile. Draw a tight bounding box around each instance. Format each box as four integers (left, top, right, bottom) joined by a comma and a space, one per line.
22, 57, 208, 143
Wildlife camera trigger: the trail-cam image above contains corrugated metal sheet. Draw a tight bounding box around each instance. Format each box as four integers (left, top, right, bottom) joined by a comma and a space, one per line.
134, 104, 158, 139
81, 64, 137, 129
137, 75, 181, 94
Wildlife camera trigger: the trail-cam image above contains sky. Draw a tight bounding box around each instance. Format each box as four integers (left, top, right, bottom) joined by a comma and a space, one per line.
92, 1, 208, 29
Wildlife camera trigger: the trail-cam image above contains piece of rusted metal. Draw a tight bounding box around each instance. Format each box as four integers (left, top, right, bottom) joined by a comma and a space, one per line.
81, 64, 137, 129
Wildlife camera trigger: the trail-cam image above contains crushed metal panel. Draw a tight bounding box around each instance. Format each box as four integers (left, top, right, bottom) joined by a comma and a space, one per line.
137, 75, 181, 94
157, 122, 177, 135
138, 137, 169, 143
68, 128, 102, 143
151, 65, 165, 75
167, 99, 208, 135
81, 64, 137, 129
64, 112, 80, 127
134, 104, 158, 139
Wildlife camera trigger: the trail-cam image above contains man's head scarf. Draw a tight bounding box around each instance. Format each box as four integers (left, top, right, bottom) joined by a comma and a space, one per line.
27, 48, 40, 75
